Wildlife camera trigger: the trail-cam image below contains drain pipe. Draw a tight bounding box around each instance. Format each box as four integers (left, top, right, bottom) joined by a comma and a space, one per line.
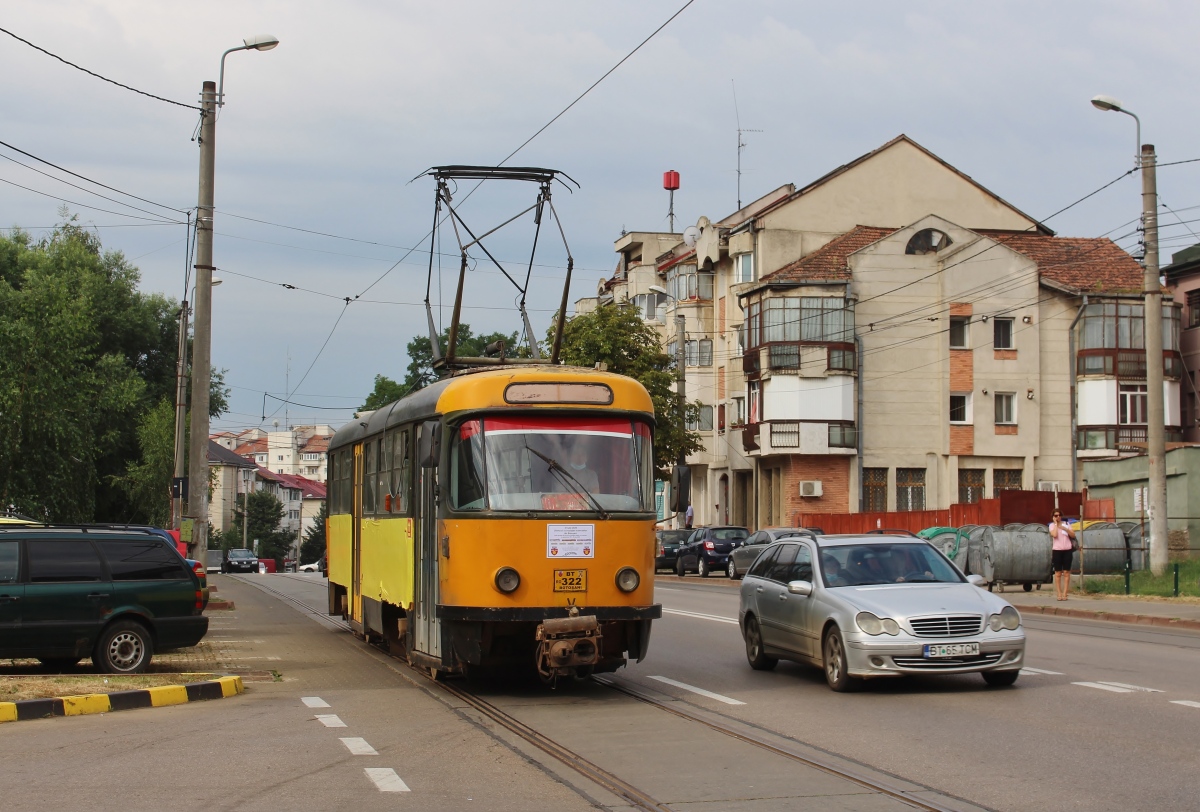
856, 333, 864, 512
1068, 295, 1088, 492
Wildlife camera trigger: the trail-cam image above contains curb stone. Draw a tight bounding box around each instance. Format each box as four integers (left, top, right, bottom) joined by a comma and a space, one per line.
0, 675, 244, 724
1019, 604, 1200, 630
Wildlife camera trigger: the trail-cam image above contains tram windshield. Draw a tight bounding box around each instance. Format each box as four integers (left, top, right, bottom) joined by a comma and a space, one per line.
450, 415, 654, 513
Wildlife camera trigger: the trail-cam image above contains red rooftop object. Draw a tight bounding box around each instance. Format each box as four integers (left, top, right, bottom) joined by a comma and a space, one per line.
663, 170, 680, 191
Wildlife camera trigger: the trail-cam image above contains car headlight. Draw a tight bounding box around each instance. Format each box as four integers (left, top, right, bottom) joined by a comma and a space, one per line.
856, 612, 900, 636
494, 567, 521, 594
615, 567, 640, 593
989, 605, 1021, 631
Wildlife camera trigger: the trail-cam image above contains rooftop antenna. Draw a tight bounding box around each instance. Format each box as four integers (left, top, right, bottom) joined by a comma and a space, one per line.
663, 170, 680, 232
732, 80, 762, 211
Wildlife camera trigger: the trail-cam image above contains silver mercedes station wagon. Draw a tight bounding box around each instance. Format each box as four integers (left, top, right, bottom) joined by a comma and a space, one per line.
737, 534, 1026, 691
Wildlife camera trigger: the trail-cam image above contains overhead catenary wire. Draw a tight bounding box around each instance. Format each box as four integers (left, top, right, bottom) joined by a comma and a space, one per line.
0, 176, 186, 224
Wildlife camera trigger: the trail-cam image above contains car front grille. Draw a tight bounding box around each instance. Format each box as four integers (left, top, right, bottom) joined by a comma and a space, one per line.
908, 615, 982, 637
892, 653, 1003, 669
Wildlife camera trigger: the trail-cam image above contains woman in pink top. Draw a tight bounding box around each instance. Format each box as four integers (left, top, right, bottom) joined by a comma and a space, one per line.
1049, 510, 1076, 601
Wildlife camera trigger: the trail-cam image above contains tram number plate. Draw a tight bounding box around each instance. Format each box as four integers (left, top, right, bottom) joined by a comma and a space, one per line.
923, 642, 979, 658
553, 569, 587, 592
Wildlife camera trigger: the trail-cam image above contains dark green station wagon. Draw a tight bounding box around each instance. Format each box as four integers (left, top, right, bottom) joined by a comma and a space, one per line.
0, 526, 209, 673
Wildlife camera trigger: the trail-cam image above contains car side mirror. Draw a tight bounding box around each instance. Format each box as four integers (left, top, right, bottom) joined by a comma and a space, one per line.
966, 574, 986, 588
787, 580, 813, 597
419, 420, 441, 469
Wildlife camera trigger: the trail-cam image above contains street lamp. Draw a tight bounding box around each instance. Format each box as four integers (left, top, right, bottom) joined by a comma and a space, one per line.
172, 276, 221, 529
186, 36, 278, 564
1091, 94, 1168, 576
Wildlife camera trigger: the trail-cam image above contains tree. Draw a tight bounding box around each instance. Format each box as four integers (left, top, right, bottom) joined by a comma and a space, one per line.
227, 489, 294, 566
555, 304, 701, 476
116, 397, 176, 527
360, 323, 520, 410
300, 501, 327, 565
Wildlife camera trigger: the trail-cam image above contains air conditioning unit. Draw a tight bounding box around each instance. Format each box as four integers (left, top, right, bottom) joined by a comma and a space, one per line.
799, 480, 823, 498
1036, 480, 1060, 492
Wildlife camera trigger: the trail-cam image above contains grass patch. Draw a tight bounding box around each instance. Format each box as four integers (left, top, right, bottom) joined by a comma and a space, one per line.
0, 674, 221, 702
1082, 559, 1200, 597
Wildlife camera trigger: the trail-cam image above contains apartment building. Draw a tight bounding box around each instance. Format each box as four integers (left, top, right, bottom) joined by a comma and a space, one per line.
1164, 243, 1200, 441
227, 424, 333, 482
579, 135, 1181, 528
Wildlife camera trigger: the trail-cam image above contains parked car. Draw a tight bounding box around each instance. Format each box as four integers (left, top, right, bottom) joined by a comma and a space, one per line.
738, 535, 1026, 691
655, 529, 692, 573
727, 527, 816, 579
676, 526, 749, 577
222, 548, 259, 573
0, 526, 209, 673
299, 559, 325, 573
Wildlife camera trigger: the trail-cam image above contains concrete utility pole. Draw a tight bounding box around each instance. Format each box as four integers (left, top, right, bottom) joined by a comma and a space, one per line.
171, 298, 190, 529
186, 80, 217, 565
676, 312, 687, 528
1141, 143, 1169, 576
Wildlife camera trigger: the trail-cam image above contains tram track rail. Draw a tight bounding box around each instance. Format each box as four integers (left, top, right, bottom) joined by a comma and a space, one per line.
231, 574, 971, 812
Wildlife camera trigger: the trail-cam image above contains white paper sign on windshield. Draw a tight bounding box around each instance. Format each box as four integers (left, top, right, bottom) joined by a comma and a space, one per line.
547, 524, 595, 558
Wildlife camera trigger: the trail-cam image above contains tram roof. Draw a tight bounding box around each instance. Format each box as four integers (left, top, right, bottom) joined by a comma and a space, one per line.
329, 366, 654, 451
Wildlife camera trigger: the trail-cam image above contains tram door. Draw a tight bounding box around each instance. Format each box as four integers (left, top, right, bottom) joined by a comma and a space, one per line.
351, 443, 364, 623
413, 421, 441, 658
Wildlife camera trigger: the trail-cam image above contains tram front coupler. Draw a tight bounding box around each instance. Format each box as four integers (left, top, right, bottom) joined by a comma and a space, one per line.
535, 614, 601, 680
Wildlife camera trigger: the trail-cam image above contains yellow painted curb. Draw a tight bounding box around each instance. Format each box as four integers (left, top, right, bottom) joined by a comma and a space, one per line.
61, 694, 112, 716
216, 675, 244, 697
0, 702, 17, 723
147, 685, 190, 707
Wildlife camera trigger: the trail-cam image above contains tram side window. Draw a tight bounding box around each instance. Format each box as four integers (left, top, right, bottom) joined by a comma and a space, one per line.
364, 439, 376, 514
379, 433, 393, 514
340, 449, 352, 514
450, 420, 487, 511
390, 428, 410, 514
328, 452, 339, 513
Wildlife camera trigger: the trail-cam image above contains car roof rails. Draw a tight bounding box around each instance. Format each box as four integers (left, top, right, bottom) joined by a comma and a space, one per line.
865, 528, 921, 538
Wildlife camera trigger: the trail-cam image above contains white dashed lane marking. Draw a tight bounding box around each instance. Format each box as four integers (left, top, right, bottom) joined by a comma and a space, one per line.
648, 676, 746, 705
315, 714, 347, 727
340, 737, 379, 756
1095, 681, 1163, 693
1170, 700, 1200, 709
301, 697, 330, 708
1019, 667, 1064, 675
1073, 682, 1135, 693
662, 608, 739, 625
364, 768, 410, 792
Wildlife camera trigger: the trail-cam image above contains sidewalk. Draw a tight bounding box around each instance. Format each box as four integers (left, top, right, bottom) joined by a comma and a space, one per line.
1001, 585, 1200, 629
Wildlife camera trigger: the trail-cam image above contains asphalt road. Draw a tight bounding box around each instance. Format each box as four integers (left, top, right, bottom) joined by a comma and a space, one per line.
3, 573, 1197, 811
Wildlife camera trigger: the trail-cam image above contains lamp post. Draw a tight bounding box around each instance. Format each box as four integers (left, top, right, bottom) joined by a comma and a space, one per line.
172, 276, 221, 530
1091, 94, 1168, 576
185, 35, 278, 563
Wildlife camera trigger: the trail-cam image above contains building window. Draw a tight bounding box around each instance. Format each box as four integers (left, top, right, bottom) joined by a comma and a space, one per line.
950, 393, 972, 424
685, 339, 713, 367
993, 318, 1014, 350
863, 468, 887, 512
1078, 301, 1180, 352
905, 228, 953, 255
828, 423, 857, 448
896, 468, 925, 511
666, 264, 714, 302
949, 317, 970, 349
732, 397, 745, 426
958, 468, 985, 504
745, 297, 855, 346
995, 392, 1016, 425
748, 382, 760, 423
718, 404, 725, 431
769, 344, 800, 369
828, 348, 856, 372
687, 405, 714, 432
994, 469, 1022, 497
277, 455, 284, 462
735, 253, 754, 283
632, 291, 666, 322
1188, 290, 1200, 329
1119, 384, 1148, 424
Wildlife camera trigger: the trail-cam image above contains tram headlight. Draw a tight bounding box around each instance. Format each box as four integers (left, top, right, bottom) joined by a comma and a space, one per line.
494, 567, 521, 594
615, 567, 640, 593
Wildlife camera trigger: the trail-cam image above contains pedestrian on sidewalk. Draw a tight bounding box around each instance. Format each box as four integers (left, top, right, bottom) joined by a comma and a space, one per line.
1049, 510, 1076, 601
684, 501, 694, 529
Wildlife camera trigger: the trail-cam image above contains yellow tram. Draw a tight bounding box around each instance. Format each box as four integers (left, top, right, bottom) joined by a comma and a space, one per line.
326, 365, 661, 680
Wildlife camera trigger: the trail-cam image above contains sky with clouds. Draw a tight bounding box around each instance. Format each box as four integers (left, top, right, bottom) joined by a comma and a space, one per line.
3, 1, 1199, 434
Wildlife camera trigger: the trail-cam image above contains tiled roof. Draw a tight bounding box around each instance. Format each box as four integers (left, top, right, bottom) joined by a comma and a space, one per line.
300, 436, 330, 453
275, 472, 327, 499
207, 440, 256, 468
762, 226, 896, 283
235, 438, 267, 457
976, 231, 1145, 294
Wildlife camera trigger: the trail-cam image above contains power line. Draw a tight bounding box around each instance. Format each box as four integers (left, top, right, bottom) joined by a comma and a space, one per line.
0, 26, 200, 110
0, 176, 186, 223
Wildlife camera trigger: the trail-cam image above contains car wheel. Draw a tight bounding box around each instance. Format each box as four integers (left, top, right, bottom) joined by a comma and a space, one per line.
823, 628, 859, 692
697, 558, 709, 578
744, 617, 777, 671
94, 619, 153, 674
982, 670, 1019, 688
676, 558, 686, 577
37, 658, 80, 671
727, 559, 740, 580
1023, 583, 1033, 592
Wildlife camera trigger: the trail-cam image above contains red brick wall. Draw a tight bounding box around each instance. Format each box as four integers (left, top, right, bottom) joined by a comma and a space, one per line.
995, 425, 1018, 435
994, 349, 1017, 361
949, 302, 973, 317
950, 350, 973, 390
717, 367, 726, 401
780, 455, 851, 516
719, 296, 727, 333
950, 425, 974, 455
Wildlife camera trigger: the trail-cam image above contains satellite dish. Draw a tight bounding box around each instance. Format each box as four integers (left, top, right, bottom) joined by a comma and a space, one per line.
683, 226, 700, 248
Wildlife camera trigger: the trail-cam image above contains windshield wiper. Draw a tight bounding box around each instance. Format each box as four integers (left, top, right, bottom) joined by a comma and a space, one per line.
525, 445, 609, 519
